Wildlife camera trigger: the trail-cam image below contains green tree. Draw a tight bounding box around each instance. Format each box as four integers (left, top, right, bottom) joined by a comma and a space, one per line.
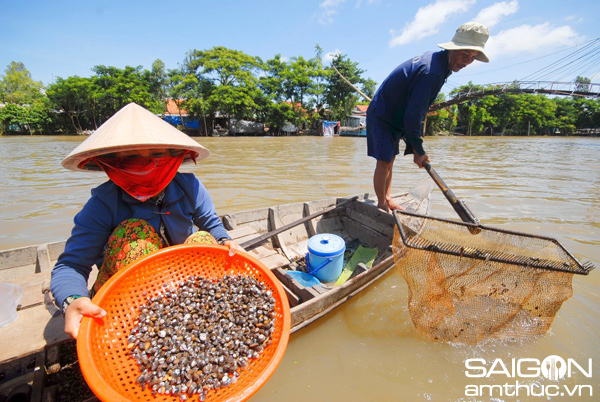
282, 56, 322, 128
553, 97, 578, 134
285, 56, 321, 108
185, 47, 262, 121
573, 97, 600, 128
450, 83, 494, 135
46, 76, 96, 133
149, 59, 168, 107
313, 44, 327, 111
425, 94, 456, 135
0, 62, 44, 104
92, 65, 158, 120
361, 78, 377, 101
324, 54, 369, 121
258, 55, 297, 132
0, 103, 27, 134
0, 99, 53, 135
574, 76, 591, 93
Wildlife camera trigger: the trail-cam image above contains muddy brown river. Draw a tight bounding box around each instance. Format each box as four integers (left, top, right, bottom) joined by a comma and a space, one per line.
1, 135, 598, 401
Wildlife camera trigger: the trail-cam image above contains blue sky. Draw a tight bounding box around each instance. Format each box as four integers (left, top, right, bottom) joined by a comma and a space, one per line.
2, 0, 599, 97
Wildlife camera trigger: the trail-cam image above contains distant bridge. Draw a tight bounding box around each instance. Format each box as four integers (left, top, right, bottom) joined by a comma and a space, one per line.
430, 81, 600, 111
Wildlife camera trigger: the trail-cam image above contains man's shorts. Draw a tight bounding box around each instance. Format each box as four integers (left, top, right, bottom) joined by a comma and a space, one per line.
366, 116, 400, 162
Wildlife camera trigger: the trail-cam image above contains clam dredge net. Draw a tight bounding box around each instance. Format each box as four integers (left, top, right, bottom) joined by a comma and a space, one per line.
392, 210, 594, 345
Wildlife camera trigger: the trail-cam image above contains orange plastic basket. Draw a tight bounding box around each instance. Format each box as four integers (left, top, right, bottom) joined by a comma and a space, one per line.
77, 244, 291, 402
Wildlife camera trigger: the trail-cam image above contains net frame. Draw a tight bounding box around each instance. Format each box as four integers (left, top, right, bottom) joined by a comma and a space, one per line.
394, 210, 594, 275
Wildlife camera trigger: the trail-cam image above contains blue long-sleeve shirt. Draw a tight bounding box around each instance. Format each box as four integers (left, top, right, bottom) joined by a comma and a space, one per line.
51, 172, 230, 307
367, 50, 450, 156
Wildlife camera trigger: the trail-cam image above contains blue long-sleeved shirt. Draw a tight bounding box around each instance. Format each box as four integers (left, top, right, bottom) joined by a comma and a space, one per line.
51, 172, 230, 307
367, 50, 450, 156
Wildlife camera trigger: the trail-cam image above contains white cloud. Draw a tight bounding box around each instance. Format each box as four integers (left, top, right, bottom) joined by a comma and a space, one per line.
356, 0, 379, 7
324, 49, 342, 64
564, 15, 584, 23
473, 0, 518, 28
485, 23, 584, 59
389, 0, 476, 47
318, 0, 347, 25
318, 8, 336, 24
318, 0, 377, 25
320, 0, 346, 7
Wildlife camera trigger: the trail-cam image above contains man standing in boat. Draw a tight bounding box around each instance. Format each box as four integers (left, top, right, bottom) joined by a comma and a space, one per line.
367, 22, 490, 212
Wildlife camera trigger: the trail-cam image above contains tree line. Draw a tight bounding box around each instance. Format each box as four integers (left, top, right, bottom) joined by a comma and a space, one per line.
0, 45, 598, 136
426, 78, 600, 136
0, 45, 374, 136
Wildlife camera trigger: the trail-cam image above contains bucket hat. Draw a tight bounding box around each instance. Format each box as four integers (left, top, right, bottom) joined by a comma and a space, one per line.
438, 22, 490, 62
62, 102, 210, 171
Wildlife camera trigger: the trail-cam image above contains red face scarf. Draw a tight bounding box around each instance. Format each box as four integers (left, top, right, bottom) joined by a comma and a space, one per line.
90, 151, 193, 201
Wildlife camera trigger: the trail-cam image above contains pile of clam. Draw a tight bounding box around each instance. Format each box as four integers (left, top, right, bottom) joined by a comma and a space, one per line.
127, 274, 276, 401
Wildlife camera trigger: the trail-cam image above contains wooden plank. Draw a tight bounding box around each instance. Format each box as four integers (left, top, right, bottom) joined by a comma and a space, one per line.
272, 268, 294, 289
221, 214, 236, 230
280, 283, 300, 308
268, 207, 294, 261
269, 201, 324, 259
290, 256, 396, 331
47, 241, 66, 261
298, 286, 321, 302
227, 226, 258, 241
0, 304, 67, 363
257, 253, 290, 270
248, 245, 280, 261
272, 268, 320, 302
0, 241, 66, 282
246, 245, 279, 260
0, 245, 37, 270
272, 270, 302, 308
11, 272, 50, 309
223, 208, 270, 234
36, 244, 53, 273
303, 202, 317, 237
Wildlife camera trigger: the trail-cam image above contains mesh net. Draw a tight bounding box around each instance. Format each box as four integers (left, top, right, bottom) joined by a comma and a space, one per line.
391, 211, 593, 345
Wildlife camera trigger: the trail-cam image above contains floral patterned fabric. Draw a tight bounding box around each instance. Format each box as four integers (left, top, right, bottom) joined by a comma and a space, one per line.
91, 219, 217, 295
184, 230, 218, 245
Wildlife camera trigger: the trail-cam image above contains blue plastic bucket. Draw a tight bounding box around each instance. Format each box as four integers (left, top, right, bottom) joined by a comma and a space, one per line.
305, 234, 346, 283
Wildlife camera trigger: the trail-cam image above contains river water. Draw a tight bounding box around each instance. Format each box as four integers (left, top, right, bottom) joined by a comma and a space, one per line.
1, 135, 599, 401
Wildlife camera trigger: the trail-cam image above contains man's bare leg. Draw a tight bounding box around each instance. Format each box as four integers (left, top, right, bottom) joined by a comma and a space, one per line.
374, 159, 393, 211
385, 167, 404, 210
374, 158, 404, 212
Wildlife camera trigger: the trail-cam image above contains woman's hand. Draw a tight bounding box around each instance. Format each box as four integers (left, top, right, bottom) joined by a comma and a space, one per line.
64, 297, 107, 339
222, 240, 245, 256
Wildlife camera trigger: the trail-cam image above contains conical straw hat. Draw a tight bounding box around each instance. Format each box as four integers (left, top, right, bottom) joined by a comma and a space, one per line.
62, 102, 210, 171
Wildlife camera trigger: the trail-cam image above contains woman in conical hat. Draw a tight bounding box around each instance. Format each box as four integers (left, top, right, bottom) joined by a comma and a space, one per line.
51, 103, 242, 339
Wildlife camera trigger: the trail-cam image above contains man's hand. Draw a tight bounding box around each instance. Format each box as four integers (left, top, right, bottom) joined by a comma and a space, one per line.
64, 297, 107, 339
413, 153, 430, 168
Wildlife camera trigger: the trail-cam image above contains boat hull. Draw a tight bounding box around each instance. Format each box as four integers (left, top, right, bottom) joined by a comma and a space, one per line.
0, 185, 432, 398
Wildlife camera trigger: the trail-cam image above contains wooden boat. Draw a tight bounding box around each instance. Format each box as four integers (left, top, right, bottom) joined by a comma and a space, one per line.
340, 126, 366, 137
0, 182, 432, 400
